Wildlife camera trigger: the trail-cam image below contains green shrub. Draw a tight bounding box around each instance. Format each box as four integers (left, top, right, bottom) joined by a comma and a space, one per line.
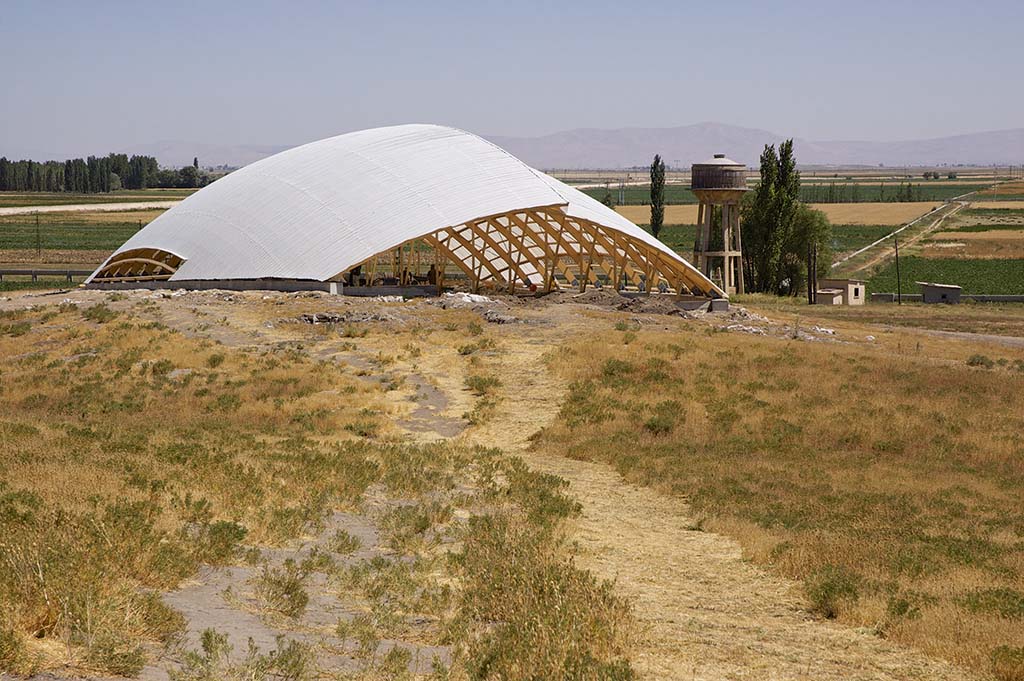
344, 419, 380, 438
377, 645, 413, 678
601, 359, 634, 383
84, 631, 146, 677
151, 358, 175, 378
0, 321, 30, 337
992, 646, 1024, 681
330, 529, 362, 555
82, 303, 118, 324
963, 587, 1024, 619
643, 413, 675, 435
967, 354, 995, 368
805, 565, 861, 618
211, 393, 242, 412
255, 559, 310, 618
197, 521, 247, 564
170, 628, 315, 681
465, 375, 501, 395
206, 353, 225, 368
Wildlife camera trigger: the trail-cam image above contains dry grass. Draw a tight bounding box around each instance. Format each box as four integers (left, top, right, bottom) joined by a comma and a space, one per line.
615, 205, 700, 225
924, 232, 1024, 259
0, 209, 168, 225
972, 201, 1024, 209
738, 293, 1024, 339
0, 249, 111, 266
979, 182, 1024, 197
0, 298, 635, 678
535, 320, 1024, 679
809, 202, 941, 225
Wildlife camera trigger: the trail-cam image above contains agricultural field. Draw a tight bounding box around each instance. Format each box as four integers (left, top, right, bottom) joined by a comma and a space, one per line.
585, 182, 990, 205
616, 202, 940, 227
865, 205, 1024, 294
972, 181, 1024, 202
828, 224, 895, 257
0, 209, 164, 287
0, 189, 195, 209
869, 258, 1024, 295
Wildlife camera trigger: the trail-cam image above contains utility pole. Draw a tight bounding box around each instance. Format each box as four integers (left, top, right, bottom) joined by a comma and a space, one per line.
894, 235, 902, 305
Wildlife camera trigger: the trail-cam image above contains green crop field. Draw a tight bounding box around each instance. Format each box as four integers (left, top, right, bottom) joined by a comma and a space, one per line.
950, 223, 1024, 232
643, 223, 900, 262
960, 207, 1024, 218
970, 194, 1024, 201
829, 224, 894, 254
582, 185, 699, 205
0, 220, 141, 250
868, 257, 1024, 295
799, 183, 989, 203
0, 279, 80, 292
0, 189, 195, 208
642, 223, 697, 253
582, 182, 992, 205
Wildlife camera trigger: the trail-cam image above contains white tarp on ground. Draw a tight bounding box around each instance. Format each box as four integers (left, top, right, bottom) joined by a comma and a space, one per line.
88, 124, 721, 296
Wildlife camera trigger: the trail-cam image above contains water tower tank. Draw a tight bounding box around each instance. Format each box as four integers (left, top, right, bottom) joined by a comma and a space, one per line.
690, 154, 747, 192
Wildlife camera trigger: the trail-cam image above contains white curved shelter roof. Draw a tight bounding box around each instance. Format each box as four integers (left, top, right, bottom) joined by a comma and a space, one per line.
89, 125, 723, 297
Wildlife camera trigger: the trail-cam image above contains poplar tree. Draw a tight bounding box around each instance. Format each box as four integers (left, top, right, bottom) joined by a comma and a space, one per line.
742, 140, 829, 296
649, 154, 665, 238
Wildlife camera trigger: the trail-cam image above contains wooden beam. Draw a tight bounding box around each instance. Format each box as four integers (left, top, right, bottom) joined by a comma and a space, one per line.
486, 217, 547, 285
505, 211, 576, 288
441, 226, 509, 285
461, 220, 533, 288
538, 209, 605, 287
522, 209, 586, 286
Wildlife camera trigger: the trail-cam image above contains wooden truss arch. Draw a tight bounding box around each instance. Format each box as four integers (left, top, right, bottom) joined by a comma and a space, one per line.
332, 204, 714, 296
91, 248, 184, 283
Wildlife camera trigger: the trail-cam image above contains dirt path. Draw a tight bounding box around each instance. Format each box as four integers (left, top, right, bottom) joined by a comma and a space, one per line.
0, 201, 180, 216
838, 201, 966, 277
460, 315, 977, 680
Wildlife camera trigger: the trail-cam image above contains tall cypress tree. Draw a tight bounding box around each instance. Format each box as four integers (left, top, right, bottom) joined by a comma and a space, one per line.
649, 154, 665, 238
742, 140, 829, 296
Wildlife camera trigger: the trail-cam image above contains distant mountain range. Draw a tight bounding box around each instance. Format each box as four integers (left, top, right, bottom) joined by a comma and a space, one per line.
486, 123, 1024, 169
6, 123, 1023, 170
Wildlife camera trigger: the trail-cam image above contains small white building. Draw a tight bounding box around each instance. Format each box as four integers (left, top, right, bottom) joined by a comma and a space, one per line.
813, 288, 844, 305
818, 278, 866, 306
918, 281, 962, 304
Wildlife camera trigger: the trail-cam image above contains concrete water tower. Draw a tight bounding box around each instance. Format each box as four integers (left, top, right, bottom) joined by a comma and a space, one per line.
691, 154, 747, 294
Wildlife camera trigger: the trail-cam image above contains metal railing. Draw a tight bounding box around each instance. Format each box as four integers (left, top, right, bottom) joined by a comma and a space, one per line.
0, 269, 93, 282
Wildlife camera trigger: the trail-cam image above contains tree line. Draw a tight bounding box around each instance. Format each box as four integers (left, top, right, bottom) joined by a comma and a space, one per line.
801, 180, 927, 203
0, 154, 211, 193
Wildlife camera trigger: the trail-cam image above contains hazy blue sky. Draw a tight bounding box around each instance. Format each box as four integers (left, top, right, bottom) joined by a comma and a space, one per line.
3, 0, 1022, 157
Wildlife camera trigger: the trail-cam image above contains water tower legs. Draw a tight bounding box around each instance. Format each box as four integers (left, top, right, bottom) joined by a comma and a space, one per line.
693, 198, 744, 295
